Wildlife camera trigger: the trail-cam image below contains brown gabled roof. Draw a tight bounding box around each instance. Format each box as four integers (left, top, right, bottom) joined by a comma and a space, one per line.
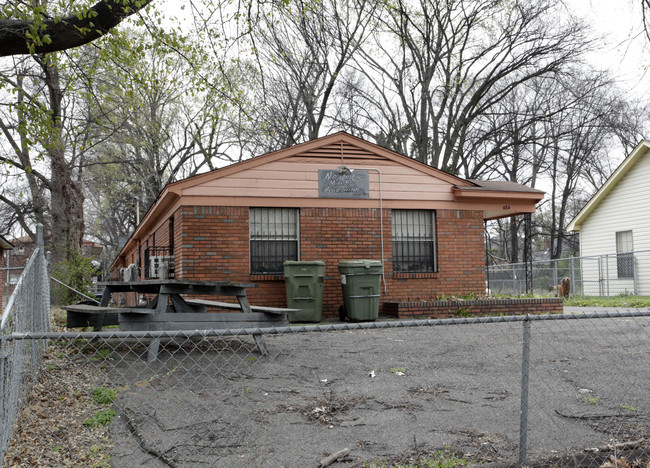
166, 131, 474, 191
0, 234, 13, 250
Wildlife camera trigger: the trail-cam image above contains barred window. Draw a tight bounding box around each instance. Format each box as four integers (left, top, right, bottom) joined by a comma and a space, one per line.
616, 230, 633, 278
392, 210, 436, 273
250, 208, 299, 274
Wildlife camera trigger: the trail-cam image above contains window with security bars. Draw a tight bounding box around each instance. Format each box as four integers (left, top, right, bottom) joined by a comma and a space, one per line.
616, 230, 634, 278
250, 208, 299, 274
392, 210, 436, 273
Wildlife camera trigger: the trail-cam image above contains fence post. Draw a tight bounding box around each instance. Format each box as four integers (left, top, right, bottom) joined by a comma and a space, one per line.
605, 254, 610, 296
35, 224, 43, 250
524, 213, 533, 294
35, 225, 44, 329
633, 255, 638, 295
598, 256, 603, 296
519, 315, 531, 467
0, 333, 6, 464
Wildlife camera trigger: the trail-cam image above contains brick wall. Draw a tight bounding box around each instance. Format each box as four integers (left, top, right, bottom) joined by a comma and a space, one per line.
1, 241, 33, 305
175, 206, 487, 318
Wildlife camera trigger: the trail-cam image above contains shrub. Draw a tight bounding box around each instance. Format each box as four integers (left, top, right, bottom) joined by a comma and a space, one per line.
52, 251, 98, 305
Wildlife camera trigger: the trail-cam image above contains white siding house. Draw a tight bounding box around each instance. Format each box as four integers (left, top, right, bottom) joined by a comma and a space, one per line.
567, 141, 650, 295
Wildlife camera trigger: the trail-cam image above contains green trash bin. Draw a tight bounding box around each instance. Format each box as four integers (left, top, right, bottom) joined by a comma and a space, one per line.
338, 260, 383, 321
283, 261, 325, 323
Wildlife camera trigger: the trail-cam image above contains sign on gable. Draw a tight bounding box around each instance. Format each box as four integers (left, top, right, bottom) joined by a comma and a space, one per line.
318, 169, 369, 199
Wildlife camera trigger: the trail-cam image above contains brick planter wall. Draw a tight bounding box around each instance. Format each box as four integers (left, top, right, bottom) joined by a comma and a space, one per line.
383, 297, 564, 319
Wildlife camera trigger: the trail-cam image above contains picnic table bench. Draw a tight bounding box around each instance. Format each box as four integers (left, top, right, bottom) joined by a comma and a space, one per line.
63, 279, 296, 362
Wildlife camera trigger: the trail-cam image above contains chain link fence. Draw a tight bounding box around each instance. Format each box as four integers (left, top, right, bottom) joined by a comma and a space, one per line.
488, 250, 650, 297
0, 227, 50, 466
2, 310, 649, 467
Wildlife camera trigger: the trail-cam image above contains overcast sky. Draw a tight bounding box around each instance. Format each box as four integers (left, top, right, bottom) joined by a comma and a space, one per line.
568, 0, 650, 97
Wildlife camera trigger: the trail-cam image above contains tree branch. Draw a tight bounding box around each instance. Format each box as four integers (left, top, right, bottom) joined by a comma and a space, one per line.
0, 0, 154, 57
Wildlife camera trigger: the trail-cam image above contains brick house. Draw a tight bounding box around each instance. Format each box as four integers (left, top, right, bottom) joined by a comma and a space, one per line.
111, 132, 544, 318
1, 236, 103, 306
0, 234, 14, 309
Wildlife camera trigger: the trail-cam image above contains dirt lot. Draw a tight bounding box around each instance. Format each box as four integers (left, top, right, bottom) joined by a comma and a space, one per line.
94, 316, 650, 467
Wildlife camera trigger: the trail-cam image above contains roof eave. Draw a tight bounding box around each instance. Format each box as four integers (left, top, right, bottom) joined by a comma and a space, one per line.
111, 188, 181, 269
567, 140, 650, 232
0, 235, 14, 250
452, 187, 545, 202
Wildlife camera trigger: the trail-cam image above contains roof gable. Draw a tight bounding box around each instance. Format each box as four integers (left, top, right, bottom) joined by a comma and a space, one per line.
167, 132, 473, 194
567, 140, 650, 232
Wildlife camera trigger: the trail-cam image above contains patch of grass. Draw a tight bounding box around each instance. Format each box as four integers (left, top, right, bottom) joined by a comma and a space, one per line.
564, 295, 650, 308
73, 338, 87, 348
455, 308, 471, 317
585, 394, 601, 405
621, 403, 636, 411
91, 387, 117, 405
83, 409, 116, 429
90, 348, 111, 362
391, 367, 406, 374
364, 449, 469, 467
87, 442, 113, 467
246, 355, 257, 362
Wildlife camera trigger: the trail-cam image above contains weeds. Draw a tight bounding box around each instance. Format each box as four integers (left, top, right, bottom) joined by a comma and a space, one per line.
91, 387, 117, 405
364, 449, 469, 467
90, 348, 111, 362
83, 409, 116, 429
585, 394, 601, 405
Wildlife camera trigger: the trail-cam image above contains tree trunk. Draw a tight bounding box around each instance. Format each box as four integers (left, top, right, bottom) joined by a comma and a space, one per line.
16, 73, 49, 240
509, 217, 519, 263
42, 54, 85, 266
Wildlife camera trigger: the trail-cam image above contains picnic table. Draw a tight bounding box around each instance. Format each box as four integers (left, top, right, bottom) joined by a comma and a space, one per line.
63, 279, 295, 362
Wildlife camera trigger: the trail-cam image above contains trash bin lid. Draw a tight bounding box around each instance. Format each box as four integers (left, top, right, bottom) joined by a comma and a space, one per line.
283, 261, 326, 266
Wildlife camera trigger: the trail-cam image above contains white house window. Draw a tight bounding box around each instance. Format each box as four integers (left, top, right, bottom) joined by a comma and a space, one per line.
250, 208, 299, 274
392, 210, 436, 273
616, 230, 633, 278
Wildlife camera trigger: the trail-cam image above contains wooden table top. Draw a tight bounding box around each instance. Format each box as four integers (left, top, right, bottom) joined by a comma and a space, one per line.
99, 279, 257, 288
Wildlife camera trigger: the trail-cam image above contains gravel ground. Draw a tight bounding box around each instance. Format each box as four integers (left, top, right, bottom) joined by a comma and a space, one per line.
100, 314, 650, 467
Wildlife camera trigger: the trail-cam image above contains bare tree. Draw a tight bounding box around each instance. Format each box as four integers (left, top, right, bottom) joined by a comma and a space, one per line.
0, 52, 89, 265
486, 70, 645, 262
351, 0, 587, 177
238, 0, 376, 150
82, 30, 240, 255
